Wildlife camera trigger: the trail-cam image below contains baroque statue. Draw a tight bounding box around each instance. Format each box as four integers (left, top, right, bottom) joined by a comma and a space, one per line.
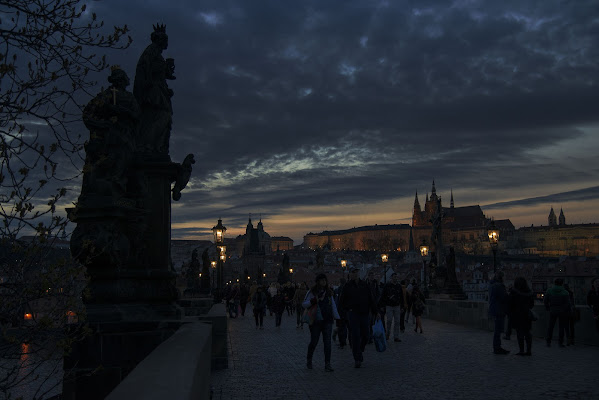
134, 23, 176, 154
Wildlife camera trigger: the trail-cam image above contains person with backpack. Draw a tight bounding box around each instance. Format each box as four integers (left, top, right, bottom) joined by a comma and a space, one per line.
379, 273, 405, 342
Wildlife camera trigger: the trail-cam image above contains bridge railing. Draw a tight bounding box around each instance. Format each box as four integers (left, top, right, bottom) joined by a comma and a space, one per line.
425, 299, 599, 346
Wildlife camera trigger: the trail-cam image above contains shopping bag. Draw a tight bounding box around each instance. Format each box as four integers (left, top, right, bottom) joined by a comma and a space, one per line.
372, 319, 387, 352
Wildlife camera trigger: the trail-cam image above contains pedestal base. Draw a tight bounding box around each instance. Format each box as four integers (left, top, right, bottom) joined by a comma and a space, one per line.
62, 314, 184, 400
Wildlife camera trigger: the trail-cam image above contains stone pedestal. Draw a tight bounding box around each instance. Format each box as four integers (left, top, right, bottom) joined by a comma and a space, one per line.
62, 320, 184, 400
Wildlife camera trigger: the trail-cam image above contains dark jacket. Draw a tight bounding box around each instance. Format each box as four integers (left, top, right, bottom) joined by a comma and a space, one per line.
340, 279, 378, 316
380, 282, 405, 308
508, 287, 534, 330
544, 285, 571, 314
271, 292, 286, 314
488, 279, 508, 317
252, 291, 267, 311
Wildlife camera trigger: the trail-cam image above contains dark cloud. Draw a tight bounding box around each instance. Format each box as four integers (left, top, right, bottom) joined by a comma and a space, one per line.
46, 0, 599, 239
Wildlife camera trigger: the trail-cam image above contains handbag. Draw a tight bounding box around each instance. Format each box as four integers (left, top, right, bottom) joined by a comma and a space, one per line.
302, 303, 323, 326
372, 319, 387, 352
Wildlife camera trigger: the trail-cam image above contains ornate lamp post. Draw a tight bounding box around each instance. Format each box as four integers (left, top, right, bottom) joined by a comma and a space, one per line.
212, 218, 227, 294
420, 240, 429, 297
381, 253, 389, 284
341, 259, 347, 280
289, 268, 293, 283
488, 219, 500, 274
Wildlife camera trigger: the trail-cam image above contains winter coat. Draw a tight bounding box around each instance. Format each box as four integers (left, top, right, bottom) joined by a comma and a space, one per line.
508, 287, 534, 330
411, 289, 426, 317
380, 282, 405, 308
544, 285, 571, 314
252, 291, 267, 311
302, 290, 341, 323
340, 279, 378, 316
488, 279, 508, 317
271, 292, 286, 314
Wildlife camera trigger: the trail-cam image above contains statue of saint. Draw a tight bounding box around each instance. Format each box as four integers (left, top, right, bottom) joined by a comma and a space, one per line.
81, 66, 140, 201
133, 24, 176, 154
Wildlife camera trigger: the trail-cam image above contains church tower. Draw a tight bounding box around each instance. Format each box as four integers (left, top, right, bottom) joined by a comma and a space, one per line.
412, 191, 423, 226
559, 208, 566, 226
450, 189, 454, 209
548, 207, 557, 226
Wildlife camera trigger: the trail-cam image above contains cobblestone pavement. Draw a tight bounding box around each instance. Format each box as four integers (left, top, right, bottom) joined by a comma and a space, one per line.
211, 308, 599, 400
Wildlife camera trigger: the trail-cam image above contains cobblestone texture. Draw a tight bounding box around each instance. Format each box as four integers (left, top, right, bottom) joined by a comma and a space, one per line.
211, 308, 599, 400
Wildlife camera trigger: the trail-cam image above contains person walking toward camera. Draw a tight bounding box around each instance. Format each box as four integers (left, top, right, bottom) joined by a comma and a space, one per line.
340, 268, 379, 368
508, 276, 534, 356
380, 273, 405, 342
252, 286, 267, 329
544, 278, 571, 347
303, 274, 339, 372
489, 271, 510, 354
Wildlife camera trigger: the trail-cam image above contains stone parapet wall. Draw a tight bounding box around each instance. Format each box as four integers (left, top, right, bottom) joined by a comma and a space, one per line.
106, 321, 212, 400
425, 299, 599, 346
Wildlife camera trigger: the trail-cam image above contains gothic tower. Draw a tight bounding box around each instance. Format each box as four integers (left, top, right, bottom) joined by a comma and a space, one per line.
548, 207, 557, 226
559, 208, 566, 226
450, 189, 454, 209
412, 191, 422, 226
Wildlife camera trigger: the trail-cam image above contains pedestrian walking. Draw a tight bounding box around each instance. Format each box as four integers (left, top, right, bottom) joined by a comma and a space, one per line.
488, 271, 510, 354
302, 273, 340, 372
366, 271, 381, 344
379, 273, 405, 342
293, 282, 308, 328
252, 286, 267, 329
564, 283, 578, 345
411, 285, 426, 334
340, 268, 379, 368
587, 278, 599, 333
399, 280, 408, 333
239, 283, 249, 317
544, 278, 571, 347
272, 288, 286, 327
508, 276, 534, 356
334, 279, 349, 349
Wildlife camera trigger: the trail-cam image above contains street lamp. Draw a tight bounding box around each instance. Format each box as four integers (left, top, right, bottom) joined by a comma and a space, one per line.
289, 268, 293, 283
341, 259, 347, 280
381, 253, 389, 284
212, 218, 227, 296
488, 219, 500, 274
420, 240, 429, 296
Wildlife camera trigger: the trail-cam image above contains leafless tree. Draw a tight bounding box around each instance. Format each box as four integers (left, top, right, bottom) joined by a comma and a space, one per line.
0, 1, 130, 398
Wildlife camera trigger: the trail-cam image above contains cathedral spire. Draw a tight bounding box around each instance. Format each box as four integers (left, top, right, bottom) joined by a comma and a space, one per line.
414, 190, 421, 210
450, 189, 454, 208
431, 179, 436, 195
559, 208, 566, 226
548, 207, 557, 226
425, 192, 429, 202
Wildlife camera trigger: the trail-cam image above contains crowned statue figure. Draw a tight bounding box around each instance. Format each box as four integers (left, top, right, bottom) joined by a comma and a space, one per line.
134, 23, 176, 155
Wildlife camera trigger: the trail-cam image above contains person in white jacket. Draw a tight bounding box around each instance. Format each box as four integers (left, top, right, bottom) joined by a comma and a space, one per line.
302, 273, 340, 372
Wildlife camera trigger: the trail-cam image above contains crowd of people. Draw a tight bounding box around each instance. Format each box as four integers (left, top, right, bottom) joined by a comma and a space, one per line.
221, 272, 599, 370
221, 270, 429, 370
